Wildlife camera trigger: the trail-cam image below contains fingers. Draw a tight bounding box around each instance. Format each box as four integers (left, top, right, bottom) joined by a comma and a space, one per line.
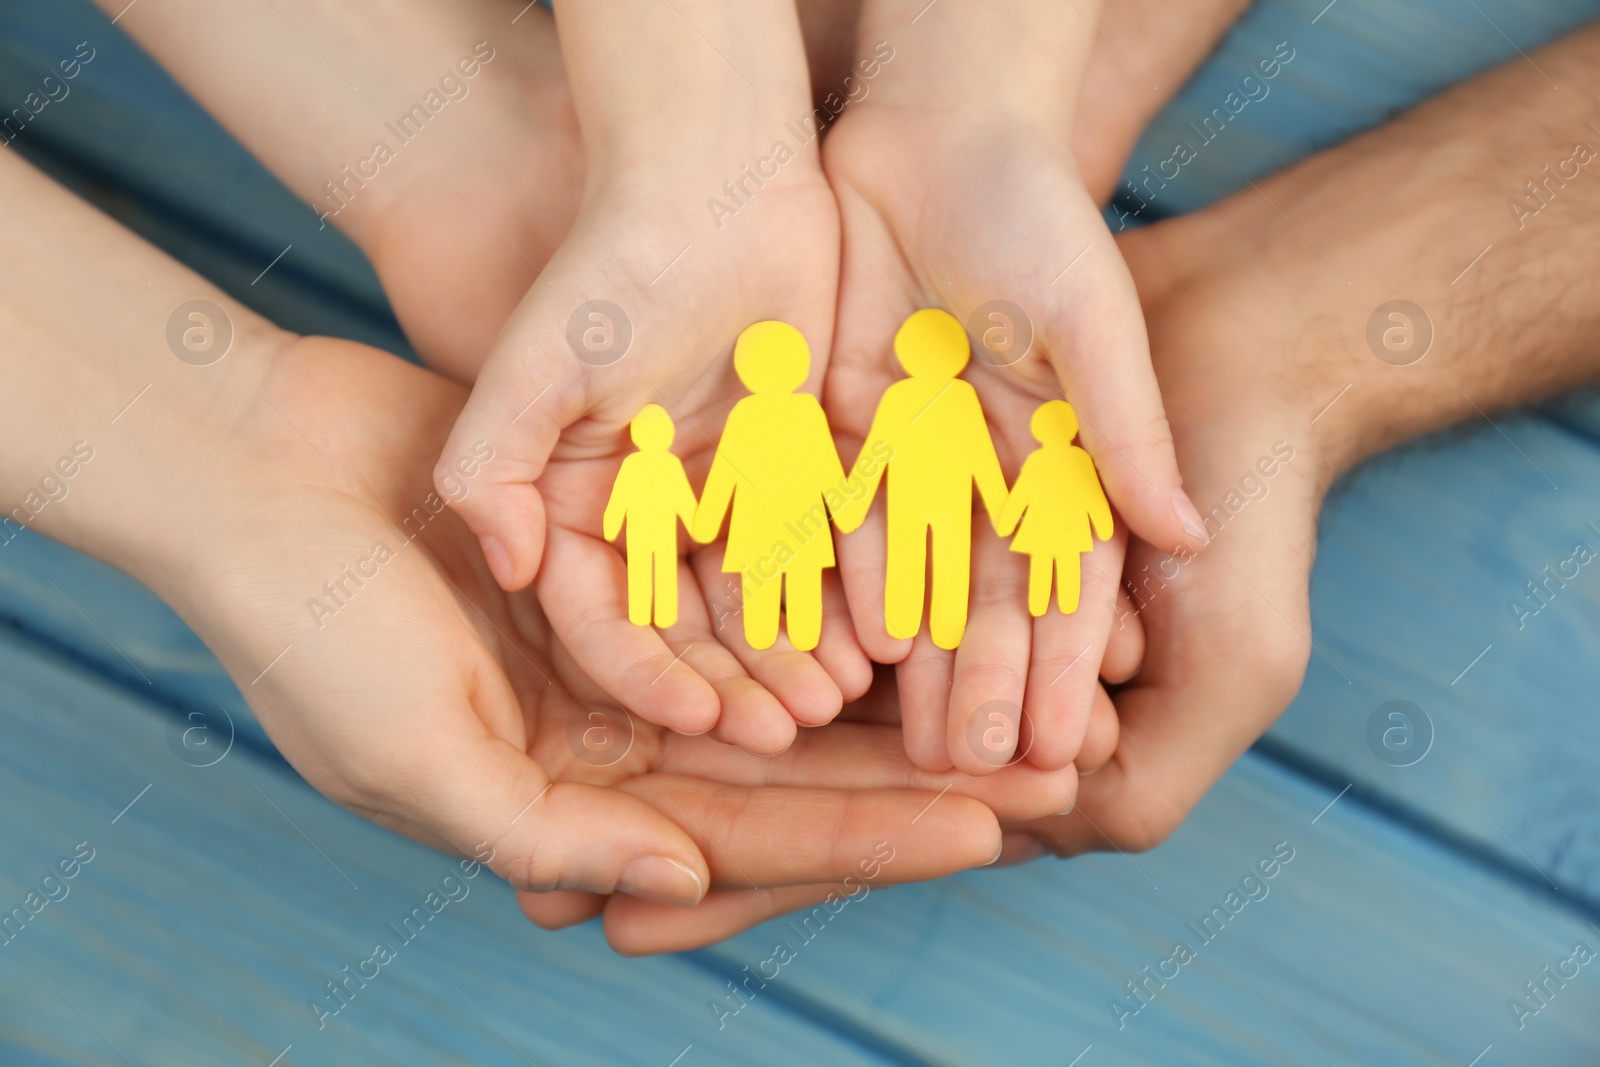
1076, 683, 1119, 777
404, 732, 709, 907
659, 720, 1079, 822
1020, 529, 1127, 770
518, 889, 607, 930
946, 532, 1032, 775
687, 547, 850, 730
603, 883, 837, 956
835, 495, 915, 664
537, 526, 721, 735
896, 631, 956, 770
1047, 518, 1316, 855
1101, 581, 1146, 684
625, 774, 1001, 891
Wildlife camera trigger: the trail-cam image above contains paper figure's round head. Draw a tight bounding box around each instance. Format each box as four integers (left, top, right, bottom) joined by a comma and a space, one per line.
894, 308, 969, 378
630, 403, 675, 449
1031, 400, 1079, 445
734, 320, 809, 394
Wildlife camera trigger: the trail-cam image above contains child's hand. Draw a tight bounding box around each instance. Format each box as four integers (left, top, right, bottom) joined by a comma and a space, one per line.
433, 2, 872, 754
822, 0, 1201, 775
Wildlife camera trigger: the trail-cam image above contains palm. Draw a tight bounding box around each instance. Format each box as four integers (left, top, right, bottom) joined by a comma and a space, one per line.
822, 102, 1134, 774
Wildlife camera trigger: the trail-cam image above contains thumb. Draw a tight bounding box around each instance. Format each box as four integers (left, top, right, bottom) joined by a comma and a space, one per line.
1037, 227, 1208, 557
437, 294, 603, 590
408, 734, 709, 907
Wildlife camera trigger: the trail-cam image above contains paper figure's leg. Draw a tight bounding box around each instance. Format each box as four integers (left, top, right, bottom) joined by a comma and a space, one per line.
784, 565, 824, 651
1056, 553, 1082, 614
1028, 554, 1052, 617
742, 568, 782, 650
884, 514, 928, 642
652, 546, 678, 628
928, 514, 972, 650
626, 532, 652, 627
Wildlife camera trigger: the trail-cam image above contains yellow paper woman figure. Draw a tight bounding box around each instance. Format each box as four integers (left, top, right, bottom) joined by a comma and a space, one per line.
692, 321, 848, 651
603, 404, 697, 628
995, 400, 1114, 616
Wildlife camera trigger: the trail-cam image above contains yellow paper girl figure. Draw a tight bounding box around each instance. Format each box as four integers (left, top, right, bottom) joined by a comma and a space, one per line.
692, 321, 848, 651
603, 404, 697, 628
995, 400, 1114, 616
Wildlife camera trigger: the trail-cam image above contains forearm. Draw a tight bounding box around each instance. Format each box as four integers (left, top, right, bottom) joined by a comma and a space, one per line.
853, 0, 1098, 135
551, 0, 814, 182
92, 0, 576, 249
1262, 24, 1600, 479
1073, 0, 1254, 201
0, 150, 282, 586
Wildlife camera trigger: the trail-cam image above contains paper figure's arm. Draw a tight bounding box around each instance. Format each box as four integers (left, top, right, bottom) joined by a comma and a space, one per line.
692, 446, 737, 544
1083, 452, 1115, 541
836, 406, 892, 533
602, 460, 631, 541
994, 464, 1030, 537
673, 463, 699, 533
810, 400, 851, 518
967, 392, 1009, 528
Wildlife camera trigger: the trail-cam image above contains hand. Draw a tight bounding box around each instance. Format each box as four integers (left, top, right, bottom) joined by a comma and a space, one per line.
432, 2, 874, 756
175, 334, 1084, 952
821, 0, 1201, 778
1017, 21, 1600, 856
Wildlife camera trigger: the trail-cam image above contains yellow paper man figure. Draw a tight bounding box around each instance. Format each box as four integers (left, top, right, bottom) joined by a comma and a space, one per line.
996, 400, 1114, 615
837, 308, 1008, 650
603, 404, 697, 628
692, 321, 848, 651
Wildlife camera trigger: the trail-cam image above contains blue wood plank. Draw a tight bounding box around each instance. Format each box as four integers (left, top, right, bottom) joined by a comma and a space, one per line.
1265, 414, 1600, 907
695, 752, 1600, 1065
0, 631, 894, 1067
1117, 0, 1600, 220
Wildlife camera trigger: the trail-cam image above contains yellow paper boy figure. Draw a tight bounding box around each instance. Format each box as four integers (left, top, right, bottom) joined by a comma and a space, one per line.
995, 400, 1114, 615
837, 308, 1007, 650
693, 321, 849, 651
603, 403, 697, 628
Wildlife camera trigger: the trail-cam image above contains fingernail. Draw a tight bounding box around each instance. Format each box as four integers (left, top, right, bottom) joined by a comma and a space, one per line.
992, 832, 1049, 867
984, 837, 1005, 866
1171, 488, 1209, 545
618, 856, 705, 907
1058, 800, 1075, 815
479, 534, 512, 586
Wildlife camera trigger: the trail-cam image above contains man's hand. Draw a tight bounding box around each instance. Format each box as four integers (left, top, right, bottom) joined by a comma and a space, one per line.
1021, 21, 1600, 856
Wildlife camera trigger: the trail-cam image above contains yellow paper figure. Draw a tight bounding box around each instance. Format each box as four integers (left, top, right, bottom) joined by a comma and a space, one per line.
837, 308, 1008, 650
603, 404, 697, 628
995, 400, 1114, 615
692, 321, 848, 651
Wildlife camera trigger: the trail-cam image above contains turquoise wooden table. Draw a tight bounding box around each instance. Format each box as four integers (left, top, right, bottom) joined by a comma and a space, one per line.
3, 0, 1599, 1063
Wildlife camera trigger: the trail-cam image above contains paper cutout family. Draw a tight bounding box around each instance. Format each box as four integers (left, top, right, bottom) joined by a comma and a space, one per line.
603, 309, 1113, 652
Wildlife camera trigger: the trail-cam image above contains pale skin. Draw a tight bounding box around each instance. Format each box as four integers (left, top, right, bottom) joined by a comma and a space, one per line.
68, 0, 1600, 955
65, 0, 1247, 944
594, 21, 1600, 952
0, 142, 1100, 952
